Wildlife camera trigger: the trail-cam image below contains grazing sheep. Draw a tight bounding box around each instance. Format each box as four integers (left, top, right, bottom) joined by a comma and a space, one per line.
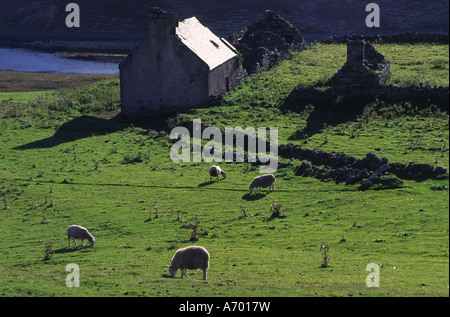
168, 245, 210, 280
209, 165, 227, 182
249, 174, 276, 194
67, 225, 95, 247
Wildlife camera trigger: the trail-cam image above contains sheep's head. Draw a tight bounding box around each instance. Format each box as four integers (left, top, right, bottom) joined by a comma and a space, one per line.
249, 185, 254, 193
168, 265, 178, 277
88, 236, 95, 246
221, 171, 227, 179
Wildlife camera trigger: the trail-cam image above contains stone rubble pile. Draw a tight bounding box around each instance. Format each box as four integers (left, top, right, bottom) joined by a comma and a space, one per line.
229, 10, 307, 74
279, 144, 447, 189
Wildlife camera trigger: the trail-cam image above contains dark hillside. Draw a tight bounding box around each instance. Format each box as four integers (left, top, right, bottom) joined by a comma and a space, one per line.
1, 0, 448, 51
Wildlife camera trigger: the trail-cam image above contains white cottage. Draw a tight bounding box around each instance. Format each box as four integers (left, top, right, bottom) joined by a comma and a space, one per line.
119, 8, 244, 120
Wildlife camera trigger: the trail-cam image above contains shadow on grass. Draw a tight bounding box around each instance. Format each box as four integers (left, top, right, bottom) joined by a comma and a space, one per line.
54, 246, 92, 254
14, 115, 123, 150
198, 181, 217, 187
161, 273, 174, 279
281, 94, 372, 140
241, 192, 268, 201
13, 111, 172, 150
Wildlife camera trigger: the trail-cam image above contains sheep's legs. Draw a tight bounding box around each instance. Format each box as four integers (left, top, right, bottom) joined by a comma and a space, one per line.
69, 237, 77, 246
202, 269, 207, 280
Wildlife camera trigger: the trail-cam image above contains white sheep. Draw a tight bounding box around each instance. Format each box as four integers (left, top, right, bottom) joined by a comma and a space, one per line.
67, 225, 95, 247
249, 174, 276, 193
209, 165, 227, 182
168, 245, 210, 280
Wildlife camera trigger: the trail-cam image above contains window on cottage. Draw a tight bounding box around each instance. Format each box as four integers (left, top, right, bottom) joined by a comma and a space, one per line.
210, 40, 219, 48
225, 76, 230, 92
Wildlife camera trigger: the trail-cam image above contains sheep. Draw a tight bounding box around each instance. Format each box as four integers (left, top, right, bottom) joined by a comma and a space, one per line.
249, 174, 276, 194
67, 225, 95, 247
209, 165, 226, 182
168, 245, 210, 280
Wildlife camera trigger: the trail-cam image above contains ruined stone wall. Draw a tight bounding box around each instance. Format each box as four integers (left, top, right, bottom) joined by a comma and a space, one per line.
278, 146, 448, 190
284, 84, 449, 113
321, 33, 449, 44
363, 42, 390, 85
330, 40, 391, 97
229, 10, 307, 74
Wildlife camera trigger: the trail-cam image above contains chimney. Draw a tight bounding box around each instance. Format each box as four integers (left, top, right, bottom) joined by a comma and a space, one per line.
148, 7, 178, 39
346, 40, 365, 65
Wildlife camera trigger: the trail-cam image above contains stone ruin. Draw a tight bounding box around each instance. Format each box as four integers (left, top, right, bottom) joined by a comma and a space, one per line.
330, 39, 390, 97
229, 10, 307, 74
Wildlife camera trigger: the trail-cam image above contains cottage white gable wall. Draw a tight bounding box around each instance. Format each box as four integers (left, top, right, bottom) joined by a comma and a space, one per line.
119, 8, 242, 120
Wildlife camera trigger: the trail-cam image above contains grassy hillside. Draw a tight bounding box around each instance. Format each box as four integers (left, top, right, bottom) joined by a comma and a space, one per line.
0, 70, 116, 92
0, 43, 448, 297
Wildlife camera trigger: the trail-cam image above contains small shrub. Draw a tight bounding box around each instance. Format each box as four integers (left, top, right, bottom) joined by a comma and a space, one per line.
122, 152, 145, 164
185, 221, 208, 241
153, 206, 159, 219
269, 202, 286, 219
243, 164, 256, 172
240, 206, 253, 218
43, 242, 54, 261
319, 243, 331, 268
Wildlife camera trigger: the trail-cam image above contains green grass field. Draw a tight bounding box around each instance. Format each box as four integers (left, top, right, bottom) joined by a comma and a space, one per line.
0, 43, 448, 297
